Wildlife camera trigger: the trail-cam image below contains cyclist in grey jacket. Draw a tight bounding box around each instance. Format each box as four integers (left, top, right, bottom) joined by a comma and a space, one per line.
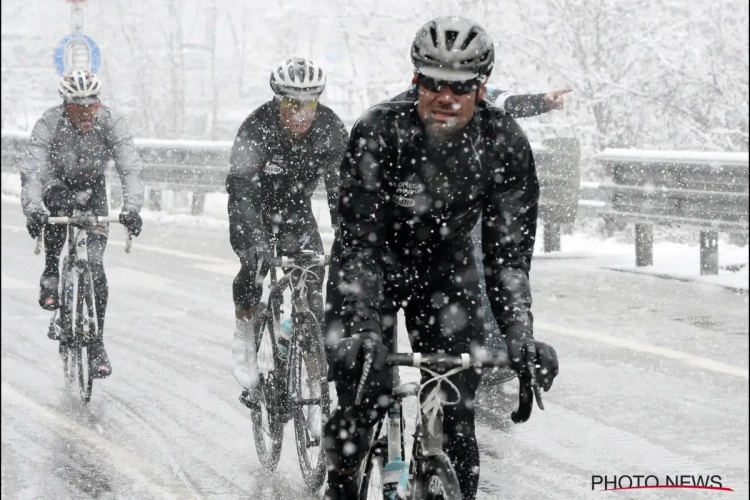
20, 70, 144, 378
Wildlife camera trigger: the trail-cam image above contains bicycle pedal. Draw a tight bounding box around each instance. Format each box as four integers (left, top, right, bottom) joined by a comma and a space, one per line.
239, 390, 260, 411
48, 326, 61, 341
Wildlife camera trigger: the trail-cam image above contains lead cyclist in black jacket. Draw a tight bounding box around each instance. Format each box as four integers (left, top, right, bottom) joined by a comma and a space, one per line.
323, 17, 559, 500
226, 57, 348, 395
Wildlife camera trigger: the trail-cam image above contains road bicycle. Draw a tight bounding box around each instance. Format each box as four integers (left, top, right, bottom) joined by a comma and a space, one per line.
239, 245, 331, 491
356, 344, 543, 499
34, 212, 132, 404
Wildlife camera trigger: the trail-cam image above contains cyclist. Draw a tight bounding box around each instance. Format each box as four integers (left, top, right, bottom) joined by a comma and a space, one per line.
227, 57, 348, 396
479, 84, 572, 385
20, 70, 144, 379
325, 83, 572, 364
323, 17, 559, 500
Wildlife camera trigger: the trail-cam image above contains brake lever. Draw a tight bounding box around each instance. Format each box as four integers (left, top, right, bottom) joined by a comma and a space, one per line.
354, 341, 375, 407
511, 343, 545, 423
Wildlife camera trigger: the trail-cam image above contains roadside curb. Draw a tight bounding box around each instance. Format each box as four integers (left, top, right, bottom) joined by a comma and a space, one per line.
604, 266, 748, 295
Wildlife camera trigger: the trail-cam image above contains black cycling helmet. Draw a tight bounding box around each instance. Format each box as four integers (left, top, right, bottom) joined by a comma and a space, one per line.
411, 17, 495, 81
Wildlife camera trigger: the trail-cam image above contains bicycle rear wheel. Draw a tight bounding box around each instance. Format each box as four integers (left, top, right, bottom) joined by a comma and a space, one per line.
249, 301, 284, 470
290, 311, 331, 491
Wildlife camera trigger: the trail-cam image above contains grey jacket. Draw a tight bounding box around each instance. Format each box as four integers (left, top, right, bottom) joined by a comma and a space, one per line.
20, 104, 144, 216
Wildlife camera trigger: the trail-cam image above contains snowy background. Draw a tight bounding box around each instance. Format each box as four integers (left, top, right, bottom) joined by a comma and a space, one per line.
2, 0, 748, 171
1, 1, 748, 499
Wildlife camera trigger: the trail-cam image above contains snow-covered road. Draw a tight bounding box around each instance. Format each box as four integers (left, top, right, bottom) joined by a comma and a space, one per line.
2, 198, 748, 499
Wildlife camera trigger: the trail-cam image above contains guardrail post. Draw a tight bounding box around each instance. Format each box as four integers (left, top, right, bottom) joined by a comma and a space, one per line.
148, 189, 162, 211
635, 223, 653, 267
191, 192, 206, 215
700, 230, 719, 275
543, 221, 561, 252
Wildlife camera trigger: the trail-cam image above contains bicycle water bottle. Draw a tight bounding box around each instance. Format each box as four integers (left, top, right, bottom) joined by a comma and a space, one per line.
382, 456, 408, 500
278, 317, 292, 358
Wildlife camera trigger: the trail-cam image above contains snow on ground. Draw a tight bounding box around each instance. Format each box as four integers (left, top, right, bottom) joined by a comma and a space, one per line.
536, 224, 748, 292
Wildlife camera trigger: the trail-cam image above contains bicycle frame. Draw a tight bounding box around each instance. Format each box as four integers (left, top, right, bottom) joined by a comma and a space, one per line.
364, 347, 461, 499
360, 347, 533, 499
263, 244, 328, 419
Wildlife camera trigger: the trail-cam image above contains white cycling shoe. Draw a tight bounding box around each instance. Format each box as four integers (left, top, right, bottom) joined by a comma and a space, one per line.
232, 317, 260, 390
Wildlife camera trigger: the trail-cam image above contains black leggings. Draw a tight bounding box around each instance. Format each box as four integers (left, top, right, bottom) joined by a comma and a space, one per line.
324, 237, 485, 499
232, 215, 325, 326
43, 182, 110, 337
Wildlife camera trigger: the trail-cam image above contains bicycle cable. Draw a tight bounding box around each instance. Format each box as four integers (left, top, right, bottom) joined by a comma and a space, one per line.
414, 356, 470, 438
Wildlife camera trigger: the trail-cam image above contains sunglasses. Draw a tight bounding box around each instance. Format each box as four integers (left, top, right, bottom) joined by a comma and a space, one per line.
66, 102, 100, 114
280, 97, 318, 111
417, 75, 481, 96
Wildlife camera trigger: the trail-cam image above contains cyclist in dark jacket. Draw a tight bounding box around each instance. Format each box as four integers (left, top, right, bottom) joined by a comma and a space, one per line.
20, 70, 144, 378
323, 17, 559, 500
227, 57, 348, 395
325, 83, 572, 387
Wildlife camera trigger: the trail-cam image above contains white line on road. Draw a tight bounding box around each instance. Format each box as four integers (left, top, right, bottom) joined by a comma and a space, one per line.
536, 321, 749, 380
1, 381, 204, 500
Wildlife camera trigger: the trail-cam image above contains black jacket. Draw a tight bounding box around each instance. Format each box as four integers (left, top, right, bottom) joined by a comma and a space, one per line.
338, 89, 539, 341
226, 99, 348, 250
485, 86, 549, 118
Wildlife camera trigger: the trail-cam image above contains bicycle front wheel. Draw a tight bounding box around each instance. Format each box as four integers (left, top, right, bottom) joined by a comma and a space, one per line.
291, 310, 331, 491
58, 258, 77, 390
75, 262, 95, 403
249, 302, 284, 470
412, 452, 462, 500
358, 434, 387, 500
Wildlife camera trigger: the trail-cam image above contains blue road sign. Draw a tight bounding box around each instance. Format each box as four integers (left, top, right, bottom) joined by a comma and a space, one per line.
54, 34, 101, 76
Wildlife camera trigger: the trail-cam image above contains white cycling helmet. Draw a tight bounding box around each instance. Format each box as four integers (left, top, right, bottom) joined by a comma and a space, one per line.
58, 70, 102, 104
269, 57, 326, 100
411, 17, 495, 81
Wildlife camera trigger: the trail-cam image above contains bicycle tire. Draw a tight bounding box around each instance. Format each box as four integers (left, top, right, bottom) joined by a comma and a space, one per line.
290, 310, 331, 491
249, 301, 284, 470
412, 452, 462, 500
59, 258, 77, 390
75, 262, 95, 403
358, 433, 388, 500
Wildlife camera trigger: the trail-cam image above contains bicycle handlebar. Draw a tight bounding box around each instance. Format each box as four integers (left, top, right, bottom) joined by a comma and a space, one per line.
46, 215, 122, 224
268, 254, 330, 267
354, 345, 540, 424
385, 351, 511, 370
34, 215, 133, 254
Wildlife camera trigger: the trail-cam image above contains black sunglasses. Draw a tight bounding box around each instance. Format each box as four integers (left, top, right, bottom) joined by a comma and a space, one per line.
417, 75, 481, 95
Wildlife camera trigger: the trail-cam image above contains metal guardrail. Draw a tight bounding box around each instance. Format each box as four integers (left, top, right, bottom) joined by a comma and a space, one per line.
595, 148, 749, 274
1, 129, 592, 252
5, 129, 747, 273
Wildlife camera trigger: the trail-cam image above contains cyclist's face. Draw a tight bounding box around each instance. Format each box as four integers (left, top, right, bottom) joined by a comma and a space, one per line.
279, 97, 318, 136
66, 102, 100, 132
415, 73, 487, 137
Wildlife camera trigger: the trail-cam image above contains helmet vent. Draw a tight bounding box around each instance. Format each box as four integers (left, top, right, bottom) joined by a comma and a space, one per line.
460, 29, 479, 50
444, 30, 459, 51
429, 25, 439, 48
